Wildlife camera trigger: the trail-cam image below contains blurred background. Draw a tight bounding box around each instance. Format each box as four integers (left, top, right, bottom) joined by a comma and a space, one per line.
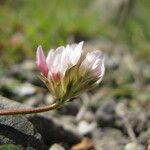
0, 0, 149, 149
0, 0, 149, 105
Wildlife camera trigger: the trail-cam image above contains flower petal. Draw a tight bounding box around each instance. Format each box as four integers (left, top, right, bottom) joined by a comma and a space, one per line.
46, 46, 68, 80
80, 50, 105, 78
46, 49, 54, 69
69, 41, 84, 66
36, 46, 48, 77
93, 57, 105, 77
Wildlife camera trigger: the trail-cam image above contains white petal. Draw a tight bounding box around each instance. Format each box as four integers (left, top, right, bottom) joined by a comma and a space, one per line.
70, 41, 84, 66
80, 50, 104, 77
95, 62, 105, 84
53, 46, 69, 78
46, 49, 54, 69
60, 49, 69, 76
93, 58, 105, 77
70, 43, 77, 49
52, 46, 65, 68
53, 53, 62, 69
55, 46, 64, 54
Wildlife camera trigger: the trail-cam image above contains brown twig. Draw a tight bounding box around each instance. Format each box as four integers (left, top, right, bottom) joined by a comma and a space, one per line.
0, 102, 62, 115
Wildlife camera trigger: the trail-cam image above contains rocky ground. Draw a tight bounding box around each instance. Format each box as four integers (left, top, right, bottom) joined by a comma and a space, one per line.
0, 41, 149, 150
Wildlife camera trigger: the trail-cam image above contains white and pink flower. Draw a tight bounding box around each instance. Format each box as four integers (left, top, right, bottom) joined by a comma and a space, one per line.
36, 41, 105, 101
36, 42, 83, 81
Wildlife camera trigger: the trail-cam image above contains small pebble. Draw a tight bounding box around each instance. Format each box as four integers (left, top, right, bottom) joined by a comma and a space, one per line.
77, 120, 96, 135
14, 83, 36, 96
125, 142, 145, 150
49, 144, 65, 150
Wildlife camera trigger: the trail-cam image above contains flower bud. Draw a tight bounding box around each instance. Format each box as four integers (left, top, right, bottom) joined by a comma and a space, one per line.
36, 42, 105, 102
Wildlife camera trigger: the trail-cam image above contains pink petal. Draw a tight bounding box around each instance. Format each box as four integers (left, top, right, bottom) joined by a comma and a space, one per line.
36, 46, 48, 77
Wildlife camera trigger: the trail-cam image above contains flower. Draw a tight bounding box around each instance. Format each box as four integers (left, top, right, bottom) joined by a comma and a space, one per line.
79, 50, 105, 83
36, 41, 105, 102
36, 42, 83, 80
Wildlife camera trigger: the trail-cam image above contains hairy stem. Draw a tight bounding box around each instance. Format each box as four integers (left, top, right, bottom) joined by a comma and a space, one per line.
0, 102, 62, 115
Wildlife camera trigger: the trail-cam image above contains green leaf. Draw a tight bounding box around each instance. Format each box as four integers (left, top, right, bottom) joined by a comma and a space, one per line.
0, 144, 19, 150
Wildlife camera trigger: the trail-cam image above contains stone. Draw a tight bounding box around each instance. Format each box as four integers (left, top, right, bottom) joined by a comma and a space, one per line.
125, 142, 145, 150
116, 102, 149, 136
57, 100, 80, 116
83, 111, 95, 122
0, 96, 46, 150
21, 60, 36, 71
13, 82, 36, 97
0, 77, 37, 100
96, 100, 117, 128
0, 96, 81, 149
138, 128, 150, 145
28, 115, 81, 148
93, 128, 129, 150
49, 144, 65, 150
77, 120, 96, 135
129, 109, 149, 135
7, 60, 39, 85
0, 95, 25, 109
24, 96, 42, 107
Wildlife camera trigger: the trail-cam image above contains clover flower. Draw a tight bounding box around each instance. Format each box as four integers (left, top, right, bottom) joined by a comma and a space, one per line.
36, 42, 105, 102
